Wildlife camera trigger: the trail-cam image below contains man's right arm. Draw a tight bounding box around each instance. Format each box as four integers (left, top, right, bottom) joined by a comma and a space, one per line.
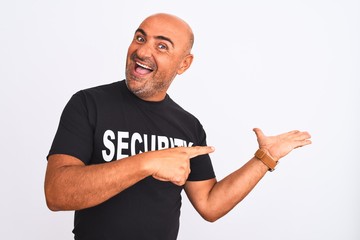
44, 146, 214, 211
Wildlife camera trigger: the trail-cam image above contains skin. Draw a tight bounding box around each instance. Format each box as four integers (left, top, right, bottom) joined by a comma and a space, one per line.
44, 13, 312, 222
125, 13, 194, 101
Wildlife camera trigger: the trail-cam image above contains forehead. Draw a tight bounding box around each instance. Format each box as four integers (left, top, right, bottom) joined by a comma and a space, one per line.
137, 16, 190, 48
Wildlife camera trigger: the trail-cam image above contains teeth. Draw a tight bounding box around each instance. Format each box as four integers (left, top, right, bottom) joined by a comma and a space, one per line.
136, 62, 153, 70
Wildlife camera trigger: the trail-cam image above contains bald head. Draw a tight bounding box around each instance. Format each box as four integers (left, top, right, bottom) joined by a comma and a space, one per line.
125, 13, 195, 101
140, 13, 194, 53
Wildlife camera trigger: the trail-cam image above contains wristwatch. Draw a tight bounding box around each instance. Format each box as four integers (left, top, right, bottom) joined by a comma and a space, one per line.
255, 149, 277, 172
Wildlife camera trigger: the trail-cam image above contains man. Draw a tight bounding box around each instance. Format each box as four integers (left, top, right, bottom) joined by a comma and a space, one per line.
45, 13, 311, 240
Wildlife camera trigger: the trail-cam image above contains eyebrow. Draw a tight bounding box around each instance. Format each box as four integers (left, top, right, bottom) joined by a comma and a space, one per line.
135, 28, 174, 48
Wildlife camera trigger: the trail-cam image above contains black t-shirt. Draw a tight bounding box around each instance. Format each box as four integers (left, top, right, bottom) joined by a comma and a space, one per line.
48, 80, 215, 240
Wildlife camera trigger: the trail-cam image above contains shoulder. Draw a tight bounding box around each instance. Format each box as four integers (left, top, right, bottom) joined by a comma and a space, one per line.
69, 80, 125, 106
79, 81, 124, 97
166, 96, 204, 129
61, 81, 125, 121
166, 96, 193, 117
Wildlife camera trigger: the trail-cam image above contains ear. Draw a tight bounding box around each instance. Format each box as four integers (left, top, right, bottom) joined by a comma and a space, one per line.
177, 54, 194, 75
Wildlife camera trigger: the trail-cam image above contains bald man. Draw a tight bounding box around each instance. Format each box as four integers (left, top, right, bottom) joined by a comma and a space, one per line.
45, 13, 311, 240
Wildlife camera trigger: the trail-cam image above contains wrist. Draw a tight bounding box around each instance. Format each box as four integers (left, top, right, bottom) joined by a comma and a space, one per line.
137, 151, 157, 176
254, 148, 278, 172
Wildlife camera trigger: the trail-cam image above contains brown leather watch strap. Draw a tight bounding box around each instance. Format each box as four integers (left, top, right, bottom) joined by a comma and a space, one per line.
255, 149, 277, 172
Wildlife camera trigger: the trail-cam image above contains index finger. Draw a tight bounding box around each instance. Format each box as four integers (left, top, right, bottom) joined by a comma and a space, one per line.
187, 146, 215, 158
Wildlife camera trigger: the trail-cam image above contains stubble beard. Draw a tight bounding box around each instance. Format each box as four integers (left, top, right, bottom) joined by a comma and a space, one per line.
125, 53, 177, 100
125, 70, 172, 101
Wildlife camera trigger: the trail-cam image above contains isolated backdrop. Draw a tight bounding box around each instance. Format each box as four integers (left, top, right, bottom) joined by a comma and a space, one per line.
1, 1, 359, 239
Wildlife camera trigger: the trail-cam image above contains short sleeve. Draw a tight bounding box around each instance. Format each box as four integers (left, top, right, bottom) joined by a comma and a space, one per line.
187, 122, 216, 181
48, 91, 94, 164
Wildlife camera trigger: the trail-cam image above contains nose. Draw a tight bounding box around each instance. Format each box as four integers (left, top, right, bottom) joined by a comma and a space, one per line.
136, 42, 152, 59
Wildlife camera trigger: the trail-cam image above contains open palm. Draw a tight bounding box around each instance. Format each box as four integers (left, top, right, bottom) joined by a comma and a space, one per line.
253, 128, 312, 162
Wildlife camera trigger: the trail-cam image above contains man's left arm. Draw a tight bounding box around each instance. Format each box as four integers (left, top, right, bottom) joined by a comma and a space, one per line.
184, 128, 311, 222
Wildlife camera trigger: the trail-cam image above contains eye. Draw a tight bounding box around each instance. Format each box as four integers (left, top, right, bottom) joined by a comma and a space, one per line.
158, 43, 168, 50
136, 35, 145, 43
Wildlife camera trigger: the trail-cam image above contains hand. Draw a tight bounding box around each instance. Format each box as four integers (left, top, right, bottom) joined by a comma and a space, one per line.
253, 128, 311, 162
150, 146, 215, 186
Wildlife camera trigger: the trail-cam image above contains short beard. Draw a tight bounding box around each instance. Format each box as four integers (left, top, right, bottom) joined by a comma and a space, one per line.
125, 76, 170, 101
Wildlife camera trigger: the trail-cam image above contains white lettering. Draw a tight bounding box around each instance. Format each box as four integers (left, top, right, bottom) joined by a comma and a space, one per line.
102, 130, 195, 162
157, 136, 169, 150
131, 132, 142, 156
117, 131, 129, 159
174, 138, 184, 147
151, 135, 156, 151
143, 134, 148, 152
102, 130, 115, 162
169, 138, 175, 148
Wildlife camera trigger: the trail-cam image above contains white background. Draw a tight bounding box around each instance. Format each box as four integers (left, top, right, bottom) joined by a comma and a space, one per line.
1, 0, 359, 239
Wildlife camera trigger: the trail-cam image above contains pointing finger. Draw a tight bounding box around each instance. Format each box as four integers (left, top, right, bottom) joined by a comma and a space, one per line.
187, 146, 215, 158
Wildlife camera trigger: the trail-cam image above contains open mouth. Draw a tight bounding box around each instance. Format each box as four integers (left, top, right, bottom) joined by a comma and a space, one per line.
135, 61, 154, 75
